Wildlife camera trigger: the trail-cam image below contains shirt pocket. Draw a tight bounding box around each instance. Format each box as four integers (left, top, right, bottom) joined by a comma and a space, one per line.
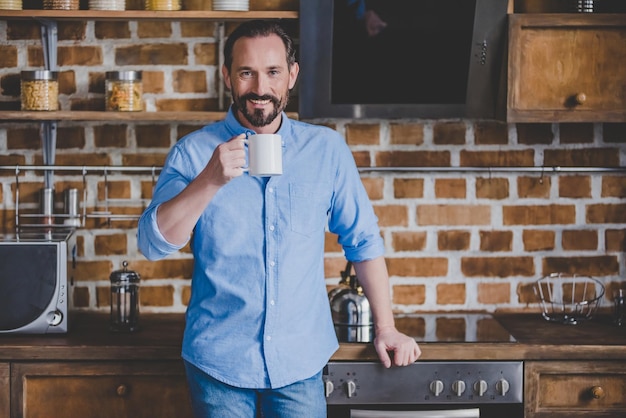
289, 182, 331, 236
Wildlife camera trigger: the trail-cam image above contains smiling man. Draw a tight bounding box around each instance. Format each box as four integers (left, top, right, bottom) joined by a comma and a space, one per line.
137, 19, 420, 418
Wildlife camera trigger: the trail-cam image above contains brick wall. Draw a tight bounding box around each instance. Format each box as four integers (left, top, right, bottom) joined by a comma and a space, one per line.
1, 3, 626, 316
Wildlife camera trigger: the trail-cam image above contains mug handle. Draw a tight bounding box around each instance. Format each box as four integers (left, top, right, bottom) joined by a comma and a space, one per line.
241, 135, 251, 173
241, 130, 260, 173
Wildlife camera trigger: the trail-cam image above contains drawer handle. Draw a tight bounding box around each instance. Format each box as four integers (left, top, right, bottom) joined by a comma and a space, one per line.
565, 92, 587, 108
116, 384, 129, 397
590, 386, 605, 400
574, 93, 587, 105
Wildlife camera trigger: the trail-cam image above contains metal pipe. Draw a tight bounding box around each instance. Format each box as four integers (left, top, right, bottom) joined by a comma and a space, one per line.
357, 166, 626, 173
1, 165, 625, 174
0, 165, 162, 173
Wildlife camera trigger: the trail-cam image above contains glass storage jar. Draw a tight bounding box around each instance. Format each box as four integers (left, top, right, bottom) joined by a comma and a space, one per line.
21, 70, 59, 111
0, 0, 23, 10
145, 0, 181, 11
105, 70, 143, 112
43, 0, 79, 10
89, 0, 125, 10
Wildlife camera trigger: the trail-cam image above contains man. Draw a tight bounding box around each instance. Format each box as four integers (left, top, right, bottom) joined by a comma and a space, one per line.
137, 19, 421, 418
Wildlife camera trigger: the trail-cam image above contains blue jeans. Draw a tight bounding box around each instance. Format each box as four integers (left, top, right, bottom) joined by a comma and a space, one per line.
184, 360, 327, 418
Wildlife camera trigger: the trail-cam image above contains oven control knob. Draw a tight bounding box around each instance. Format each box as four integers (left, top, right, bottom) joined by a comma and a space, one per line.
429, 380, 444, 397
324, 380, 334, 397
496, 378, 510, 396
473, 379, 488, 396
452, 380, 466, 396
46, 310, 63, 326
345, 380, 357, 398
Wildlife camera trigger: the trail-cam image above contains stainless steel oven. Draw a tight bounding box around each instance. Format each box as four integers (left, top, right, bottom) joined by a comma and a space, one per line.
325, 361, 523, 418
326, 314, 523, 418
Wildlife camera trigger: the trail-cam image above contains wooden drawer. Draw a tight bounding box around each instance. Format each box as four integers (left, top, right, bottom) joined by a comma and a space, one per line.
525, 360, 626, 417
11, 361, 194, 418
0, 363, 9, 418
507, 14, 626, 122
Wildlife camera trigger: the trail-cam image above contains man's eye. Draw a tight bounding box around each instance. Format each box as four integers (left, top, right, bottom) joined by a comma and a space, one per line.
269, 70, 280, 77
240, 71, 252, 78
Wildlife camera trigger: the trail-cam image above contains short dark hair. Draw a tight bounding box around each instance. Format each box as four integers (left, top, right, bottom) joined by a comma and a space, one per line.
223, 20, 296, 72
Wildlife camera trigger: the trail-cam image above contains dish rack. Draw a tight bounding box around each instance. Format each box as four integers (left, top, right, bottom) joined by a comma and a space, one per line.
535, 273, 605, 325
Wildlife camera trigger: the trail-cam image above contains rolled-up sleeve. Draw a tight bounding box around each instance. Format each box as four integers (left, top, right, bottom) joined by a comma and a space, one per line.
137, 146, 192, 260
137, 203, 187, 260
327, 139, 385, 262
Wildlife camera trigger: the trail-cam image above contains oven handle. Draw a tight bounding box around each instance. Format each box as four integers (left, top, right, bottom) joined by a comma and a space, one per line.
350, 408, 480, 418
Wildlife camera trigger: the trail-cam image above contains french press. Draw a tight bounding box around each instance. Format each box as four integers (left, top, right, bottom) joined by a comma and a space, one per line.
110, 261, 140, 332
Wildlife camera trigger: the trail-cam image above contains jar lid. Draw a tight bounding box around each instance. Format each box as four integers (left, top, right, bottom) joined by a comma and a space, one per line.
106, 71, 142, 81
21, 70, 58, 81
110, 261, 141, 283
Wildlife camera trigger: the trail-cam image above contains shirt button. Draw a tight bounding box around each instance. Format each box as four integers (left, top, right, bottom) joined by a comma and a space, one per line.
269, 187, 274, 193
270, 300, 275, 306
269, 225, 275, 231
266, 336, 272, 341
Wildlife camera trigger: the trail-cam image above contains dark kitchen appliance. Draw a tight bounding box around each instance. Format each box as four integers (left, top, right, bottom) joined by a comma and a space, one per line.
299, 0, 509, 119
326, 314, 523, 417
0, 229, 75, 334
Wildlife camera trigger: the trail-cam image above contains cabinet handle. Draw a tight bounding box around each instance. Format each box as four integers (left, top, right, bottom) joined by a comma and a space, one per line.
590, 386, 605, 399
575, 93, 587, 105
116, 384, 129, 397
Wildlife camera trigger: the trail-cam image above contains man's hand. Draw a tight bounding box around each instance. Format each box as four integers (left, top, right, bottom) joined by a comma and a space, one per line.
202, 133, 247, 186
363, 10, 387, 37
373, 326, 421, 368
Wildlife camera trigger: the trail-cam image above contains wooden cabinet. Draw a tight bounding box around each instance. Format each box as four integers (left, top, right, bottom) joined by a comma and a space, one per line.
11, 361, 193, 418
0, 314, 194, 418
525, 360, 626, 418
507, 14, 626, 122
0, 363, 9, 418
2, 363, 195, 418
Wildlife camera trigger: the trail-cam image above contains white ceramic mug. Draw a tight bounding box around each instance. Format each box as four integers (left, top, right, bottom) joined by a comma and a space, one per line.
244, 133, 283, 176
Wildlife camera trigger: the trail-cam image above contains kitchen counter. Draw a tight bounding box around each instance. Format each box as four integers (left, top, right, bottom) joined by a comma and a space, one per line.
1, 312, 625, 362
334, 313, 626, 361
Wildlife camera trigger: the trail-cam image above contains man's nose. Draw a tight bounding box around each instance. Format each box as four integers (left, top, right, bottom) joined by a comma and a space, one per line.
251, 75, 270, 95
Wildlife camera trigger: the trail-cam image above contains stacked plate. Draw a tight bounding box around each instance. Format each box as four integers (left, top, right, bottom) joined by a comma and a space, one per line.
89, 0, 125, 10
212, 0, 249, 11
0, 0, 23, 10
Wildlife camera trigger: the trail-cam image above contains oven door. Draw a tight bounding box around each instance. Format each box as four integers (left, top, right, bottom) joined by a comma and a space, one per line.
352, 408, 479, 417
328, 404, 522, 418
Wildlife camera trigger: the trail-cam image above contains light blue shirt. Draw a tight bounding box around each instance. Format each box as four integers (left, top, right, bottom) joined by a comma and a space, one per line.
137, 108, 385, 389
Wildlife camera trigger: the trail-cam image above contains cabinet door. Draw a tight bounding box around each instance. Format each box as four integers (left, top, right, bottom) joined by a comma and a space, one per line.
507, 14, 626, 122
525, 361, 626, 418
12, 361, 194, 418
0, 363, 9, 418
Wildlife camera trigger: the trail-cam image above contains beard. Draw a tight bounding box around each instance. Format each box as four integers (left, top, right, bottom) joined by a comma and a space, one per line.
231, 90, 289, 128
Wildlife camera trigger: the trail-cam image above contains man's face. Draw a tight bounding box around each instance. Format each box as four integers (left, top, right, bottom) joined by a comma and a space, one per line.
223, 34, 299, 133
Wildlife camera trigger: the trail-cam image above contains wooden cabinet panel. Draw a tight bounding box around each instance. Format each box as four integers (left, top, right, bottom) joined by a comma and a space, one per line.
0, 363, 9, 418
12, 361, 194, 418
525, 361, 626, 417
507, 14, 626, 122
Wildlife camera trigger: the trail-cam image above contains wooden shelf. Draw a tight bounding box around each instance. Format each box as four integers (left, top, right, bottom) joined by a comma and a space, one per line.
0, 110, 299, 121
0, 10, 298, 21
